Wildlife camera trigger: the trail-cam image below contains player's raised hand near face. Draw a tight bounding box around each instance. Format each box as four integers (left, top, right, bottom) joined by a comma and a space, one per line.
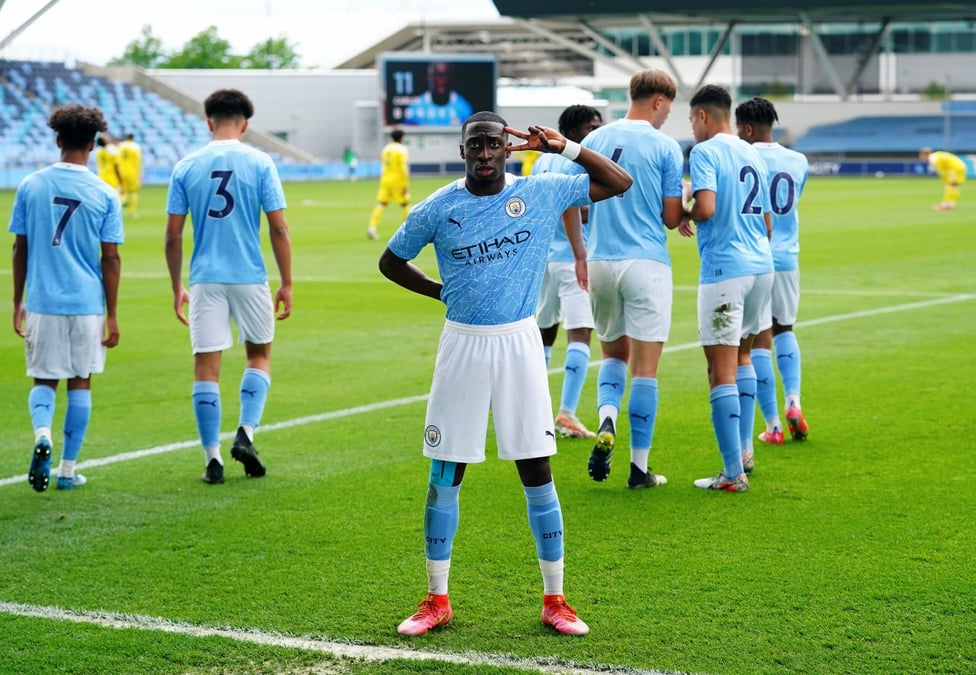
508, 124, 631, 203
505, 125, 567, 155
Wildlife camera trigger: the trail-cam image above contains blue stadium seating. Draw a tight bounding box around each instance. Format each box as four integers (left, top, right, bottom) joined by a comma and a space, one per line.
0, 59, 213, 170
793, 115, 976, 154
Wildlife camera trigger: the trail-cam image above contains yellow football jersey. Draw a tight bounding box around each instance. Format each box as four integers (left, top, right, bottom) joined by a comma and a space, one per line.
930, 151, 967, 182
118, 139, 142, 183
380, 141, 409, 186
96, 145, 121, 188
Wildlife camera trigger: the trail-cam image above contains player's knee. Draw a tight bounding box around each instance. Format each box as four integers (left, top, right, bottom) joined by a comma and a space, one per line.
429, 459, 461, 486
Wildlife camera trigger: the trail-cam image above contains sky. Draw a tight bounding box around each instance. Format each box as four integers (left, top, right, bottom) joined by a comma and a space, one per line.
0, 0, 502, 69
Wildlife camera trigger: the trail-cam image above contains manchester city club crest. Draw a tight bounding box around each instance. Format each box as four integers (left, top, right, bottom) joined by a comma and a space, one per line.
505, 197, 526, 217
425, 424, 442, 447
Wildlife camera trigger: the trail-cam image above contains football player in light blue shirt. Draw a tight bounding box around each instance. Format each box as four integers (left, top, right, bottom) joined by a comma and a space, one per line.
165, 88, 293, 485
532, 104, 602, 441
683, 84, 774, 493
736, 97, 811, 448
581, 69, 687, 490
379, 111, 631, 637
9, 104, 123, 492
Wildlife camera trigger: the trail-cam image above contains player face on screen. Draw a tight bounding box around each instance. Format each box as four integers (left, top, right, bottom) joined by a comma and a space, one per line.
460, 121, 509, 194
429, 61, 453, 105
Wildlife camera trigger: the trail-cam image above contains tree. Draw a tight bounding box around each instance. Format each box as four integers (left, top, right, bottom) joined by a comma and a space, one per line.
109, 26, 303, 70
109, 25, 169, 68
163, 26, 242, 69
240, 36, 302, 70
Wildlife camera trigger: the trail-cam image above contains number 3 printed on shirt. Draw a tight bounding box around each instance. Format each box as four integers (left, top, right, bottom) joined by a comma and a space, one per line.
208, 170, 235, 219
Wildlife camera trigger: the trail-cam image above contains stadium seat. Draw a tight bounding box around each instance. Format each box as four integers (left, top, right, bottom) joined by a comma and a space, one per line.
0, 58, 274, 171
794, 115, 976, 154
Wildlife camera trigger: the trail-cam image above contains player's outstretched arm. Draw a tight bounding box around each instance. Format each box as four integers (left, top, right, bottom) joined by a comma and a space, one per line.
378, 247, 443, 302
506, 125, 632, 202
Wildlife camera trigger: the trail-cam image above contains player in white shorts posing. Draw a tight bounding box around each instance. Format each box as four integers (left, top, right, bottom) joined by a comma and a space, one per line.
10, 104, 123, 492
379, 111, 632, 636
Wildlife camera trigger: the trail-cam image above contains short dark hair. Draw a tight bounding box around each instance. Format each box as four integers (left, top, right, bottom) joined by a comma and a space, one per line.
391, 129, 404, 142
558, 104, 602, 136
689, 84, 732, 119
204, 88, 254, 121
48, 104, 107, 150
461, 111, 507, 135
735, 97, 779, 128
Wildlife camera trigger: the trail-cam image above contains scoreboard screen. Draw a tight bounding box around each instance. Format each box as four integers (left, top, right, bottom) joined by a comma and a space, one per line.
380, 53, 497, 129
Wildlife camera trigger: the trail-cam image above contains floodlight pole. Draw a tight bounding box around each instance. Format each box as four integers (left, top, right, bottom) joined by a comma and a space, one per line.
638, 14, 691, 99
515, 17, 639, 79
799, 11, 848, 100
0, 0, 64, 51
844, 18, 890, 99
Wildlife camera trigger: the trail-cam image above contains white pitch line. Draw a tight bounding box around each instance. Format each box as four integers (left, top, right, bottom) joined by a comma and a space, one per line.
0, 601, 670, 675
1, 293, 972, 489
0, 394, 429, 487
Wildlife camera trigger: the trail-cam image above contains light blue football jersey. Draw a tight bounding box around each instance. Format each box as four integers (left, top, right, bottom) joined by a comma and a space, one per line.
689, 133, 774, 284
752, 142, 808, 272
581, 119, 684, 264
388, 172, 591, 325
8, 162, 124, 315
531, 152, 587, 263
166, 140, 287, 285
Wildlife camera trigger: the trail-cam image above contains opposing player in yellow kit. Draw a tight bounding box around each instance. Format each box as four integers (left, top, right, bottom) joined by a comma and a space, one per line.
95, 134, 122, 196
118, 133, 143, 218
918, 147, 967, 210
367, 129, 410, 240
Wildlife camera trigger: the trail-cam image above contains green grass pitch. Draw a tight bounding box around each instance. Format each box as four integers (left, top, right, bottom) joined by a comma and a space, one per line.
0, 175, 974, 674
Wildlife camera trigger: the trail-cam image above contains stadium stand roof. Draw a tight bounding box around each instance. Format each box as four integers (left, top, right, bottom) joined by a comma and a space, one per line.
491, 1, 976, 23
337, 19, 599, 81
340, 2, 976, 99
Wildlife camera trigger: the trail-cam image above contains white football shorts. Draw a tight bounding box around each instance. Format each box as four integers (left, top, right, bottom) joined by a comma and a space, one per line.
770, 270, 800, 326
535, 262, 594, 331
588, 259, 672, 343
24, 313, 105, 379
423, 317, 557, 464
189, 283, 275, 354
698, 273, 773, 346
